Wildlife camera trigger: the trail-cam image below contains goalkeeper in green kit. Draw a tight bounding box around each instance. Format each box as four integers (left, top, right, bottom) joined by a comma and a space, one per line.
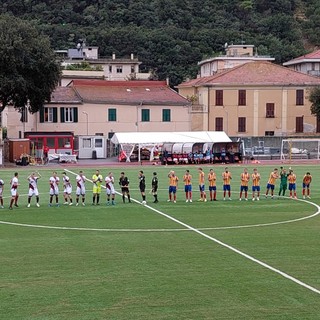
278, 167, 288, 197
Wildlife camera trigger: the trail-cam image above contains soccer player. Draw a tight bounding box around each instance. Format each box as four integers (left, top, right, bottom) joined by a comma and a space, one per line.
222, 167, 232, 200
62, 171, 73, 205
9, 172, 19, 210
265, 168, 278, 199
302, 172, 312, 199
0, 177, 4, 208
198, 167, 207, 202
105, 172, 115, 205
27, 172, 41, 208
119, 172, 131, 203
168, 170, 179, 203
239, 168, 250, 201
208, 169, 217, 201
278, 167, 288, 197
183, 169, 192, 202
92, 169, 103, 205
251, 168, 261, 201
49, 171, 60, 207
288, 169, 297, 199
76, 170, 86, 206
139, 170, 147, 205
151, 172, 159, 203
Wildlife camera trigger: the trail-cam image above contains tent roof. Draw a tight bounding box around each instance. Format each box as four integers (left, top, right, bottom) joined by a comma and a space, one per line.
111, 131, 232, 145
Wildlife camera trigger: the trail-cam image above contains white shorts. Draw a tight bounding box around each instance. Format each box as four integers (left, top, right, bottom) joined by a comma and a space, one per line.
29, 188, 39, 197
76, 186, 85, 196
64, 186, 72, 195
49, 187, 59, 196
106, 185, 115, 195
11, 188, 18, 197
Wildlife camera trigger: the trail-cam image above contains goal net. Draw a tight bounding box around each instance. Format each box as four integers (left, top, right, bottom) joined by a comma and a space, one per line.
280, 139, 320, 161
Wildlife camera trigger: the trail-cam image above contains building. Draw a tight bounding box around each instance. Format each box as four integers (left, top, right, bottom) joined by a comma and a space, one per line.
178, 61, 320, 137
198, 44, 274, 77
283, 49, 320, 77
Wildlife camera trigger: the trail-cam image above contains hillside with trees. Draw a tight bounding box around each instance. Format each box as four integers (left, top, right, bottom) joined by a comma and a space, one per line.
1, 0, 320, 86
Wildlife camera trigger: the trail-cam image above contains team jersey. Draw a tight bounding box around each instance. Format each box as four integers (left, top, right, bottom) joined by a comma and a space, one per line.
198, 171, 205, 185
139, 175, 146, 187
49, 176, 59, 189
92, 174, 103, 187
303, 174, 312, 185
222, 172, 231, 185
208, 172, 216, 187
105, 176, 114, 187
28, 176, 38, 190
63, 175, 71, 187
169, 175, 179, 187
152, 176, 158, 188
240, 172, 250, 187
252, 173, 260, 186
0, 179, 4, 186
288, 173, 296, 184
183, 174, 192, 186
11, 177, 19, 189
267, 172, 278, 185
76, 175, 86, 188
119, 177, 129, 187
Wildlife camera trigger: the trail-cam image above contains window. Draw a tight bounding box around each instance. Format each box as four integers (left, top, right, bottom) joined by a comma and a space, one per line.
40, 107, 57, 123
162, 109, 171, 122
215, 90, 223, 106
60, 107, 78, 123
296, 116, 304, 133
116, 66, 123, 73
265, 131, 274, 136
238, 117, 246, 132
238, 90, 246, 106
131, 65, 135, 73
95, 138, 103, 148
296, 90, 304, 105
108, 108, 117, 121
20, 107, 28, 123
215, 117, 223, 131
266, 103, 275, 118
82, 138, 92, 148
141, 109, 150, 122
109, 66, 112, 73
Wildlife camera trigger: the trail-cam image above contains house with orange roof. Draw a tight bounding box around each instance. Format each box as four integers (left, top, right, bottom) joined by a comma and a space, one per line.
178, 61, 320, 137
283, 49, 320, 77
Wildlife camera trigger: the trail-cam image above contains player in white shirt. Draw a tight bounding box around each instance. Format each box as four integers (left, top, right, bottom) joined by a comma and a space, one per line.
9, 172, 19, 210
62, 171, 73, 206
49, 171, 60, 207
27, 172, 41, 208
75, 170, 86, 206
0, 178, 4, 208
105, 172, 116, 205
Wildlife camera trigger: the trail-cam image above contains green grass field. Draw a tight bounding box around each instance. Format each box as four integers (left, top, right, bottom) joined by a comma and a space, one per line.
0, 164, 320, 319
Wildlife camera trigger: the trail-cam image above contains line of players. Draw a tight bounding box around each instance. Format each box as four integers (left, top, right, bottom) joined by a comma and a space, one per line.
166, 167, 312, 203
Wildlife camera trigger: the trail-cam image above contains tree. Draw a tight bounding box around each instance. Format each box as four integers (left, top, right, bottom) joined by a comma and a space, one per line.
0, 14, 61, 114
308, 86, 320, 118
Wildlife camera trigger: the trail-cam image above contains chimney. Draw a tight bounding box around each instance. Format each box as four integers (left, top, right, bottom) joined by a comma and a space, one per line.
112, 53, 116, 60
131, 53, 134, 60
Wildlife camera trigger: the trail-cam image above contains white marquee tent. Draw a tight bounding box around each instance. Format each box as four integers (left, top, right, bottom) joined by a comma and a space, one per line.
111, 131, 232, 162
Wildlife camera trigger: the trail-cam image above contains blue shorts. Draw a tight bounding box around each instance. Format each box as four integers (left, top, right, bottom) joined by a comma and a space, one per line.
302, 183, 310, 188
266, 183, 275, 190
252, 186, 260, 192
169, 186, 177, 194
223, 184, 231, 191
240, 186, 248, 192
289, 183, 296, 191
184, 185, 192, 192
199, 185, 205, 192
209, 186, 217, 191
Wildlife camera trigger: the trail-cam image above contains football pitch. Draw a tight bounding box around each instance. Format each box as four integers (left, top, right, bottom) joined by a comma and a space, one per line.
0, 164, 320, 319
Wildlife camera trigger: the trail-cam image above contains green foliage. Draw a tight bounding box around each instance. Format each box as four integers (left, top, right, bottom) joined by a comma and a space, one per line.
0, 1, 317, 86
64, 62, 103, 71
308, 86, 320, 117
0, 14, 61, 114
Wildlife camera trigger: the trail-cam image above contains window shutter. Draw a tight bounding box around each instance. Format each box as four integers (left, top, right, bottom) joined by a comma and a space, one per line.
73, 107, 78, 123
60, 107, 65, 123
40, 108, 44, 123
53, 107, 58, 123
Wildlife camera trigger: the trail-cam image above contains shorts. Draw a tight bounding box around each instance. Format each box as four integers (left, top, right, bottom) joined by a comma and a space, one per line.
106, 185, 115, 195
139, 185, 146, 192
223, 184, 231, 191
49, 187, 59, 196
209, 186, 216, 191
121, 187, 129, 194
169, 186, 177, 194
184, 185, 192, 192
64, 186, 72, 195
266, 183, 275, 190
76, 186, 86, 196
289, 183, 296, 191
252, 186, 260, 192
93, 185, 101, 194
11, 188, 18, 197
199, 185, 205, 192
152, 186, 158, 193
28, 188, 39, 197
240, 186, 248, 192
302, 183, 310, 188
